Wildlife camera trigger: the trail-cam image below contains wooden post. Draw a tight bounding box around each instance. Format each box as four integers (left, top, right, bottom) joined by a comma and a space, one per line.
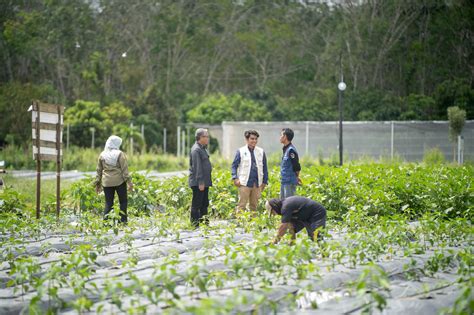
177, 126, 181, 157
35, 101, 41, 219
391, 121, 394, 160
30, 101, 64, 220
66, 123, 69, 151
56, 105, 61, 219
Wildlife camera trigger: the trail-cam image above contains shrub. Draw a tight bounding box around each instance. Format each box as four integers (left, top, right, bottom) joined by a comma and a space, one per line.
423, 147, 445, 165
0, 187, 27, 215
187, 93, 271, 124
65, 163, 474, 221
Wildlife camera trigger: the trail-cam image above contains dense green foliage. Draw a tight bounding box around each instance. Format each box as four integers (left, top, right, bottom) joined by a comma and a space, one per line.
4, 163, 470, 221
187, 93, 272, 124
1, 1, 473, 150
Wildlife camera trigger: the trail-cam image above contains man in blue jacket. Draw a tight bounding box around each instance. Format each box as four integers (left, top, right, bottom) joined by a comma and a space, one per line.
279, 128, 301, 199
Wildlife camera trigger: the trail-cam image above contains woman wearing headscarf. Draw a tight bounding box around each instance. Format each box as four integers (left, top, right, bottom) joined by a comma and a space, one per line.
95, 135, 133, 224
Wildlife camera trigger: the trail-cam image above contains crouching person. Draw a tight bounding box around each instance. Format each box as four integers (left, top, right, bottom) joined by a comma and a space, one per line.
266, 196, 326, 244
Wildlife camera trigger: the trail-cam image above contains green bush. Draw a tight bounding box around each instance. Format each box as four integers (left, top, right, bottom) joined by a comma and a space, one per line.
0, 187, 27, 215
401, 94, 437, 120
0, 145, 36, 170
65, 163, 474, 221
187, 93, 272, 124
423, 147, 445, 165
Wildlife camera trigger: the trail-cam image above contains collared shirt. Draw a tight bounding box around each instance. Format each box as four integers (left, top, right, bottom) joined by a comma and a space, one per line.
189, 142, 213, 187
247, 147, 259, 187
231, 146, 268, 187
282, 143, 301, 173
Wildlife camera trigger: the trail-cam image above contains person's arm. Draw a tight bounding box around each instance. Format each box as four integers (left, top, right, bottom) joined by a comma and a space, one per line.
273, 222, 295, 244
119, 152, 133, 191
262, 152, 268, 186
192, 149, 205, 190
273, 203, 294, 244
231, 150, 241, 186
95, 157, 103, 193
289, 149, 302, 184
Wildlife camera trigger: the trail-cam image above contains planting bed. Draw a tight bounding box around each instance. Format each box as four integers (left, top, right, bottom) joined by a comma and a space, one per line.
0, 217, 471, 314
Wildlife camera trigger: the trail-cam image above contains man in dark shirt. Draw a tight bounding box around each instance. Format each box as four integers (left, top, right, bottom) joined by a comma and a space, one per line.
266, 196, 326, 244
279, 128, 301, 199
189, 128, 212, 227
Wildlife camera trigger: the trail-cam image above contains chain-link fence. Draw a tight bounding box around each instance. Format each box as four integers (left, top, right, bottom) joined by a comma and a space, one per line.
218, 121, 474, 162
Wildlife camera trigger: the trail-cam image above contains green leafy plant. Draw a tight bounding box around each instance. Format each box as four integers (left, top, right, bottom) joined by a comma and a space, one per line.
0, 187, 27, 215
352, 263, 390, 313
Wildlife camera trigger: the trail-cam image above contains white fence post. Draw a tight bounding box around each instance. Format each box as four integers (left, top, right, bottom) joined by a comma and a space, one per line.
458, 135, 464, 164
181, 130, 186, 157
391, 121, 394, 160
91, 127, 95, 149
66, 124, 70, 151
177, 126, 181, 157
163, 128, 167, 154
305, 121, 309, 156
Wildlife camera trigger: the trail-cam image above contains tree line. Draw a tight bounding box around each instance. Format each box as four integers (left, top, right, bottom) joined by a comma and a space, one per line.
0, 0, 472, 152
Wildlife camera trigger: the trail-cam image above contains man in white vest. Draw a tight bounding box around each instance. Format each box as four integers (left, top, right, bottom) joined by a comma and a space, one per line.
231, 130, 268, 213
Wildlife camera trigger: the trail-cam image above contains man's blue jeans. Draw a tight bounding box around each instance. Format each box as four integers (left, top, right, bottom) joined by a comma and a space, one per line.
280, 184, 296, 199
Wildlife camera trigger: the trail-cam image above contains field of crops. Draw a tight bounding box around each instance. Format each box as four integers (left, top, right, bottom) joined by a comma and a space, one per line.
0, 164, 472, 314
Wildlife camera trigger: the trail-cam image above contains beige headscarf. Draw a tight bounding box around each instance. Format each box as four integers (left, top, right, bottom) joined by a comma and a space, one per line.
100, 135, 122, 166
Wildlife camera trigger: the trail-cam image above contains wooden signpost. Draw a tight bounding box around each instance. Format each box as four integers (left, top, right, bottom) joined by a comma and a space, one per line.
28, 101, 64, 219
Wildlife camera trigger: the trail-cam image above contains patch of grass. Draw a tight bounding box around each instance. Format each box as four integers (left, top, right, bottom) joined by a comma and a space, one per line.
0, 145, 188, 172
1, 174, 74, 209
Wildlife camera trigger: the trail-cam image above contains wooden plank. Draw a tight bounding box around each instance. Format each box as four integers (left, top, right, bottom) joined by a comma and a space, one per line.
33, 146, 63, 155
31, 122, 64, 131
32, 122, 64, 130
32, 101, 65, 114
31, 111, 64, 125
32, 129, 63, 143
32, 140, 63, 149
34, 154, 62, 161
33, 146, 63, 157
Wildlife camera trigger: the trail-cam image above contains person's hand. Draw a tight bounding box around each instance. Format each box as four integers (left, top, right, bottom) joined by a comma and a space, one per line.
127, 182, 133, 192
297, 177, 303, 186
233, 179, 241, 187
260, 183, 266, 190
199, 184, 205, 191
95, 186, 102, 194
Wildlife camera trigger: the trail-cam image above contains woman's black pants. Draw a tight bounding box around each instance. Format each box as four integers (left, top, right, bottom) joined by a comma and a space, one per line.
103, 181, 128, 224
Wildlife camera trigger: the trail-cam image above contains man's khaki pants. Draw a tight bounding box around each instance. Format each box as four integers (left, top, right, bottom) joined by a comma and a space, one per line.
236, 185, 261, 212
